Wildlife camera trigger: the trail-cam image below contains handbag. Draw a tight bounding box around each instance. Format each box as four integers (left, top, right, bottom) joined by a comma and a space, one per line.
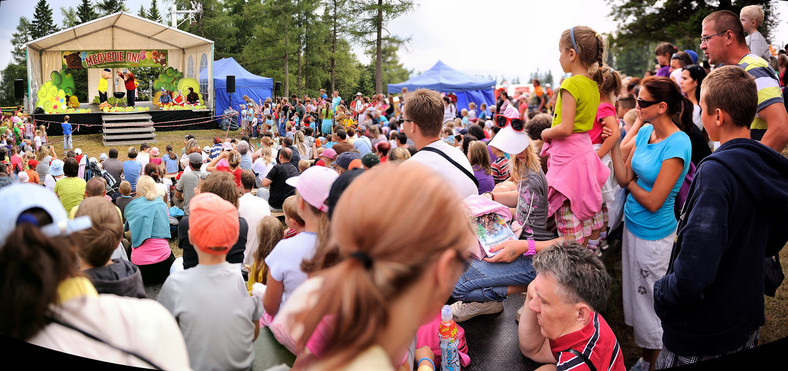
764, 254, 784, 297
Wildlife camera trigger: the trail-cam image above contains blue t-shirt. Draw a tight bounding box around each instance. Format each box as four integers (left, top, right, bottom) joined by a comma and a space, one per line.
163, 155, 179, 174
62, 122, 72, 135
624, 125, 691, 240
122, 160, 142, 192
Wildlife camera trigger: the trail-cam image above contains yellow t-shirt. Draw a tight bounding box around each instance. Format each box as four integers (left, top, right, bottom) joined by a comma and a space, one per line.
98, 78, 108, 93
552, 75, 599, 133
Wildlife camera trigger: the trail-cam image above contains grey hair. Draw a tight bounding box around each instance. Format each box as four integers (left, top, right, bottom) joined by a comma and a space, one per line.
532, 241, 610, 312
237, 140, 250, 155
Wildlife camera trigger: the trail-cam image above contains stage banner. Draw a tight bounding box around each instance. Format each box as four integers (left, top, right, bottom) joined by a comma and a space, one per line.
62, 49, 168, 69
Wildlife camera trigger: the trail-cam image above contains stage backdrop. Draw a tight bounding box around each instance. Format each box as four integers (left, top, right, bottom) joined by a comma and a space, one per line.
25, 12, 214, 112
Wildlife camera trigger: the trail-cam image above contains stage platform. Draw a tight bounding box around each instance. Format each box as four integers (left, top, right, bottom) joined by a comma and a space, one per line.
35, 101, 217, 136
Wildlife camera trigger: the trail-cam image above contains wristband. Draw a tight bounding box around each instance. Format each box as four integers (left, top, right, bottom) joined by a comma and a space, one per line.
417, 357, 435, 370
524, 238, 536, 256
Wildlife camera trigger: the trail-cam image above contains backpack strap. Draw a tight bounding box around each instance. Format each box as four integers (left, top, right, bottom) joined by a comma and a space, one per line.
417, 146, 479, 188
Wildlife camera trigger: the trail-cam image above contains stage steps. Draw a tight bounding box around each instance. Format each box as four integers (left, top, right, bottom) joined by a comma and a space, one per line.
102, 113, 156, 146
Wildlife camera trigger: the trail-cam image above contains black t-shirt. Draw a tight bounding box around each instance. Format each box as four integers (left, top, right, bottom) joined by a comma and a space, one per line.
179, 216, 248, 270
266, 162, 299, 209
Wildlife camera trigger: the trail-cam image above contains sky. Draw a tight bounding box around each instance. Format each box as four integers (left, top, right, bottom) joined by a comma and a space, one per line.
1, 0, 788, 86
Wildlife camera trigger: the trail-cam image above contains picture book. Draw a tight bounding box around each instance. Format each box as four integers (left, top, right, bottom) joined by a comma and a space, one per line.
473, 212, 516, 257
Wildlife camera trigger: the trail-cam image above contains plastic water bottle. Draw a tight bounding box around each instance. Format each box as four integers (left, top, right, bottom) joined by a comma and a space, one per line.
439, 305, 461, 371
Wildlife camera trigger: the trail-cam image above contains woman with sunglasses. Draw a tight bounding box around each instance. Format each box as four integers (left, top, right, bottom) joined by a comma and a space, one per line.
610, 76, 692, 370
290, 164, 474, 370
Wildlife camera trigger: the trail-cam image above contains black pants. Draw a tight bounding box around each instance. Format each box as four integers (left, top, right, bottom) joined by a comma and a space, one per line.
99, 91, 107, 103
137, 252, 175, 285
127, 89, 135, 107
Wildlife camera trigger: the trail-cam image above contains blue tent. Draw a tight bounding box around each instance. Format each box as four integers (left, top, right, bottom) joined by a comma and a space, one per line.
204, 57, 273, 117
387, 60, 495, 113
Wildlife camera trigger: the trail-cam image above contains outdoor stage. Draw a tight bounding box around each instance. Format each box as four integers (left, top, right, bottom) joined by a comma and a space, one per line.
34, 101, 218, 136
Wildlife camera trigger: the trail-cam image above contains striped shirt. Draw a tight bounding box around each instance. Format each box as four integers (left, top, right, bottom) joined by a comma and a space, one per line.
550, 312, 625, 371
737, 54, 784, 131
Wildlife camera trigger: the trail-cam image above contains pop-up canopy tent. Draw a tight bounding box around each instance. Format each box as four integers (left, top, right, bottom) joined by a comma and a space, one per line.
25, 12, 214, 111
206, 57, 273, 116
387, 60, 496, 113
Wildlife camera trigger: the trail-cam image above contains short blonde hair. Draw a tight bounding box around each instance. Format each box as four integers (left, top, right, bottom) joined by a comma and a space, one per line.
741, 5, 764, 27
282, 195, 304, 227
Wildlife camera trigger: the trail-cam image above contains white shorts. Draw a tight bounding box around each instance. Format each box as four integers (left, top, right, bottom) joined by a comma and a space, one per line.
622, 224, 674, 349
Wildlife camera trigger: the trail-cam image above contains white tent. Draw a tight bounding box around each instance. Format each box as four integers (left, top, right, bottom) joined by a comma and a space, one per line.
25, 12, 214, 111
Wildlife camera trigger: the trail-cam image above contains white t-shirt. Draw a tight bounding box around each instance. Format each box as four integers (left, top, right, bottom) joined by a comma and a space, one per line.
252, 158, 275, 181
692, 104, 703, 131
408, 139, 478, 199
238, 193, 272, 266
265, 232, 318, 312
157, 262, 263, 371
137, 152, 150, 170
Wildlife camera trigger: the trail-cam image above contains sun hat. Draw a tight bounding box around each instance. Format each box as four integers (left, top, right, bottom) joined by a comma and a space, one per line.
74, 148, 82, 155
321, 148, 337, 159
488, 124, 531, 155
99, 153, 108, 161
222, 142, 233, 151
285, 166, 339, 212
188, 193, 239, 254
17, 172, 28, 183
203, 146, 211, 153
150, 147, 160, 156
49, 159, 64, 177
0, 183, 90, 248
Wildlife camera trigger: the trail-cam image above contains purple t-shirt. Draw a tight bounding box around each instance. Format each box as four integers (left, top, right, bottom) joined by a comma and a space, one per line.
473, 167, 495, 194
656, 66, 671, 77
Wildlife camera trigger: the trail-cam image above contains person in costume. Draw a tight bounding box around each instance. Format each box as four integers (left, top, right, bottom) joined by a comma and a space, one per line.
98, 69, 111, 104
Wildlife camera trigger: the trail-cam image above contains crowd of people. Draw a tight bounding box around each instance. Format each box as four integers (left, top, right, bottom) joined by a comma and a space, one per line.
1, 7, 788, 371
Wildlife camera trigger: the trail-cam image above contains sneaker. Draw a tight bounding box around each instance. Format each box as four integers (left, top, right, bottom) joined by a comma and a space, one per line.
515, 305, 523, 322
600, 238, 610, 252
629, 357, 647, 371
450, 301, 504, 322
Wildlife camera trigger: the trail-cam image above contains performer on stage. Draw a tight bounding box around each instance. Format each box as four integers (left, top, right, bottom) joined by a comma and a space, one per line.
186, 87, 199, 105
118, 68, 136, 107
98, 69, 111, 103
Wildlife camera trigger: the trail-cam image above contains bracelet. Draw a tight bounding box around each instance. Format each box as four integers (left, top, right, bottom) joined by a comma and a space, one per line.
417, 357, 435, 370
487, 192, 495, 201
524, 238, 537, 256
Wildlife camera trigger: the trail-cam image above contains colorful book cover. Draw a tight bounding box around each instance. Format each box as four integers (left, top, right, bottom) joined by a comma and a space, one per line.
473, 212, 516, 257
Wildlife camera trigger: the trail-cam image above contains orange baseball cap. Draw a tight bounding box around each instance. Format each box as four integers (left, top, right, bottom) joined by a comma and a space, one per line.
188, 193, 239, 254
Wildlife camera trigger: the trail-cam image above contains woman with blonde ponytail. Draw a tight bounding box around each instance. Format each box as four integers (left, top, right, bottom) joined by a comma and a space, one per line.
123, 175, 174, 285
74, 196, 146, 298
291, 163, 475, 370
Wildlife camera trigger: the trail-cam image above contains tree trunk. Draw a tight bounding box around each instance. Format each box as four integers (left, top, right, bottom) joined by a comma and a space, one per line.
375, 0, 383, 95
331, 0, 337, 92
284, 16, 290, 98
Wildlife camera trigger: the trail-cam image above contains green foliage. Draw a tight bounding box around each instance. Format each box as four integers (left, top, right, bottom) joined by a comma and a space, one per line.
32, 0, 60, 40
11, 17, 33, 64
78, 0, 98, 24
0, 63, 28, 106
148, 0, 163, 23
95, 0, 127, 16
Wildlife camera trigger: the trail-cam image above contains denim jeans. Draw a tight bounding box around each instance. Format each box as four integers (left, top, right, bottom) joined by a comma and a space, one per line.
452, 254, 537, 302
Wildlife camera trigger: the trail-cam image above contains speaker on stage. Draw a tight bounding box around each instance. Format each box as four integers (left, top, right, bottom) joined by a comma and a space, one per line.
275, 81, 281, 97
14, 79, 24, 100
226, 75, 235, 93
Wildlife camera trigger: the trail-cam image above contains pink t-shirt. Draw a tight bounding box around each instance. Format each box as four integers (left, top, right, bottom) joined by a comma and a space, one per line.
150, 158, 163, 166
590, 102, 616, 145
131, 238, 171, 265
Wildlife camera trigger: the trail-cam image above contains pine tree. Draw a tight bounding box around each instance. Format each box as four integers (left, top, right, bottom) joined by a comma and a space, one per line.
11, 17, 33, 64
77, 0, 98, 23
138, 5, 147, 18
31, 0, 60, 40
148, 0, 162, 23
96, 0, 127, 16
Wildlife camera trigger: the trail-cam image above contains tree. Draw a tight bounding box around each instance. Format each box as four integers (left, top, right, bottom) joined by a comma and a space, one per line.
31, 0, 60, 40
11, 17, 33, 64
0, 63, 28, 107
326, 0, 350, 92
347, 0, 413, 94
78, 0, 98, 23
365, 41, 411, 89
138, 4, 147, 18
148, 0, 163, 23
61, 7, 81, 28
96, 0, 127, 16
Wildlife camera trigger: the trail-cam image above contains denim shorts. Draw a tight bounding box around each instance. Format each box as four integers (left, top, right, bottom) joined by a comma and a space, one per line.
452, 254, 537, 302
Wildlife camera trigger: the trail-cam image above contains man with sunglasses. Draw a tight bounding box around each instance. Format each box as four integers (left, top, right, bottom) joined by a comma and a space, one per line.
701, 10, 788, 152
404, 89, 478, 198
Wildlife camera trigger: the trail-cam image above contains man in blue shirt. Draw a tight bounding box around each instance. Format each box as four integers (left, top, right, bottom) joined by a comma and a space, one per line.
122, 147, 142, 192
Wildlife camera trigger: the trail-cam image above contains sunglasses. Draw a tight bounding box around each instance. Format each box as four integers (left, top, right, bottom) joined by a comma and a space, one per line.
636, 98, 660, 108
493, 114, 525, 132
